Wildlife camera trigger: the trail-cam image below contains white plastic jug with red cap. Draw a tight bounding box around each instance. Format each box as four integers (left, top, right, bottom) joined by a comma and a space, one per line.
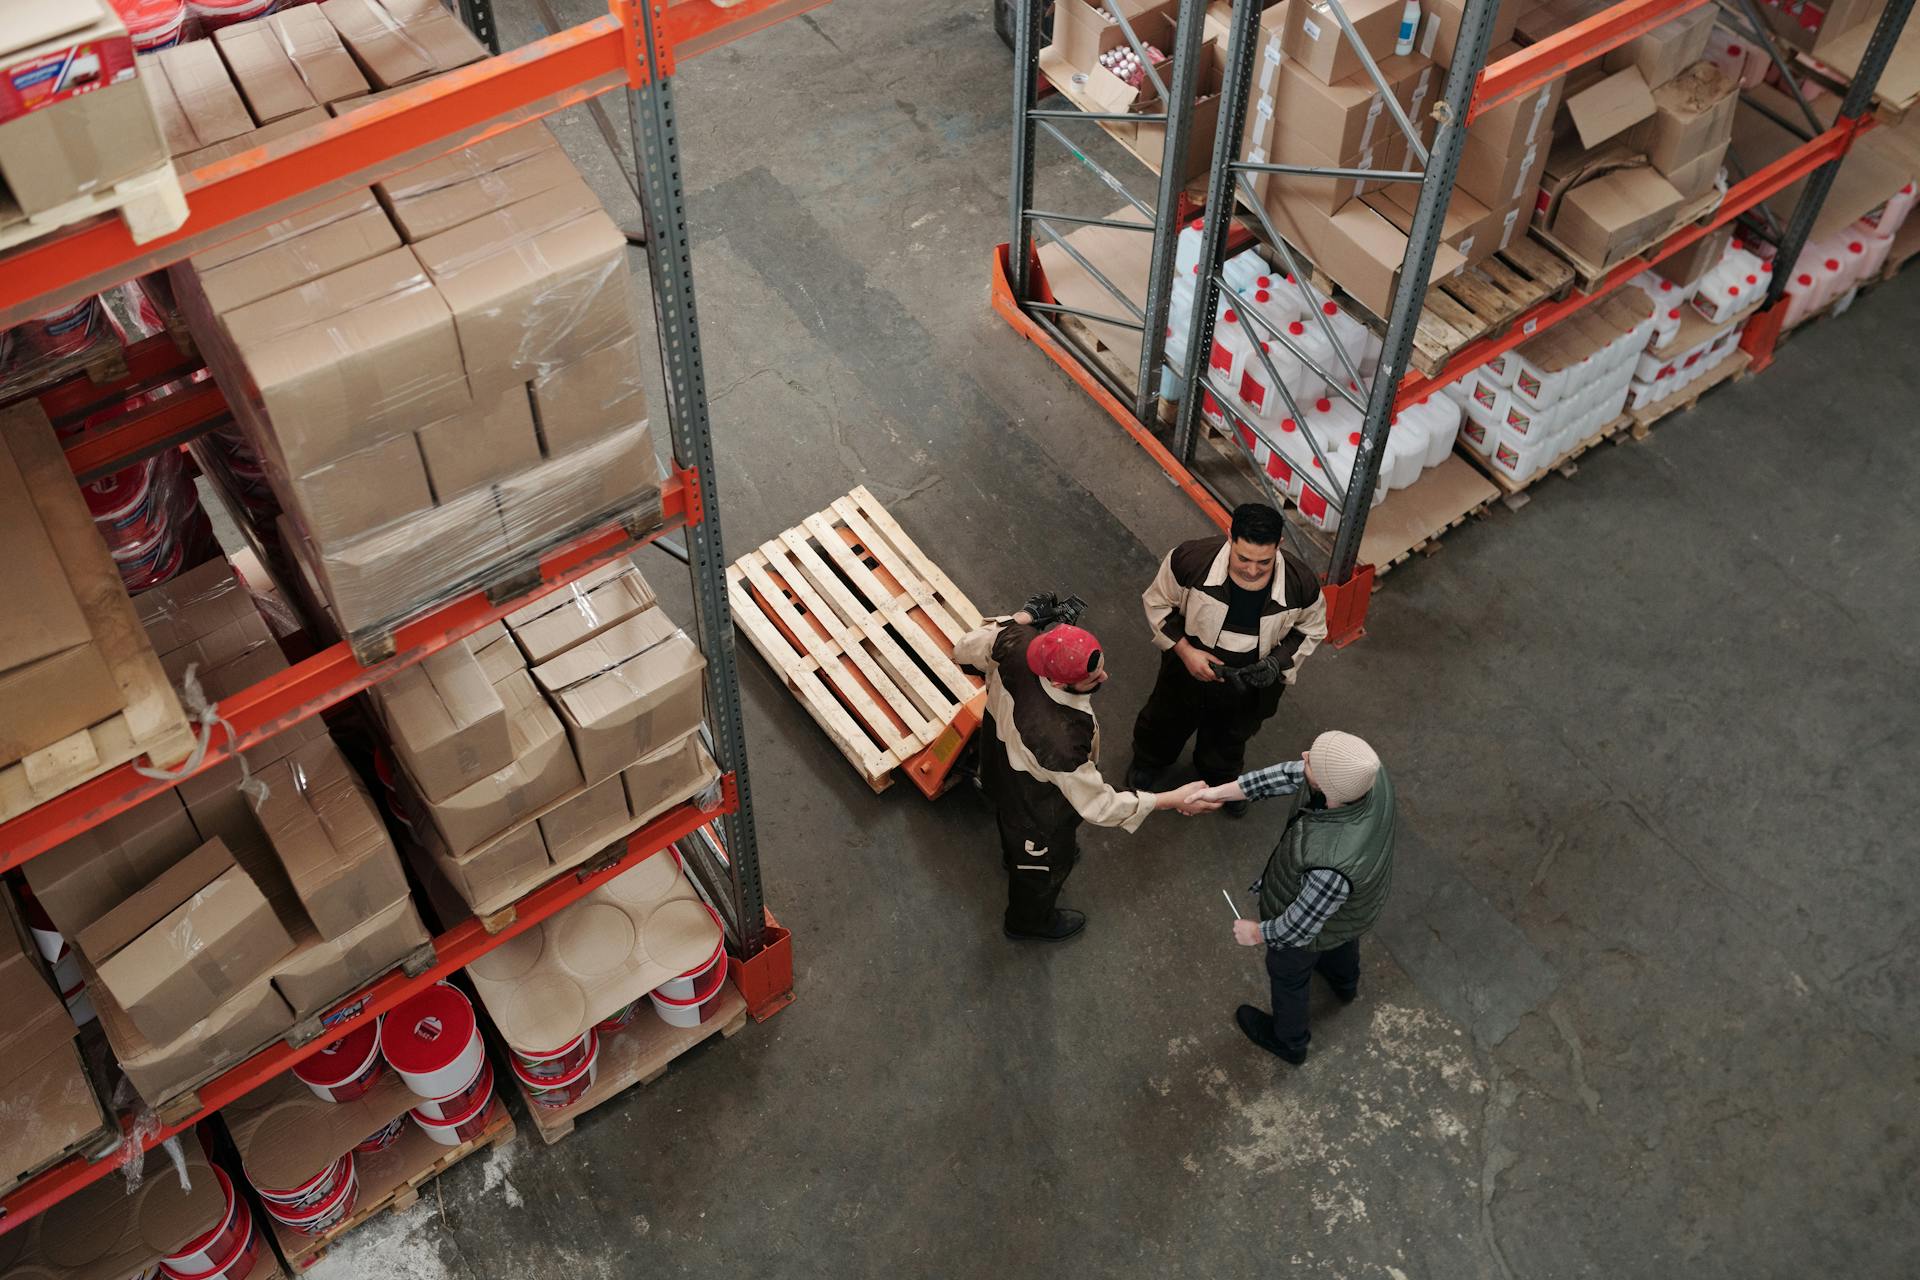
1851, 218, 1895, 276
1275, 315, 1339, 387
1225, 248, 1274, 295
1245, 278, 1305, 334
1402, 394, 1462, 469
1233, 339, 1299, 431
1160, 274, 1200, 399
1204, 306, 1254, 391
1314, 299, 1373, 375
1380, 418, 1425, 489
1870, 180, 1918, 236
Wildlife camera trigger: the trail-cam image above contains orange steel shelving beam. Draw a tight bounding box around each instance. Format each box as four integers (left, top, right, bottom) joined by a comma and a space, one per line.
0, 788, 732, 1234
1471, 0, 1720, 117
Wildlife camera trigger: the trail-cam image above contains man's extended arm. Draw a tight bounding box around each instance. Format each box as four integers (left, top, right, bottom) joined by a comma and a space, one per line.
1259, 868, 1349, 946
1141, 550, 1185, 652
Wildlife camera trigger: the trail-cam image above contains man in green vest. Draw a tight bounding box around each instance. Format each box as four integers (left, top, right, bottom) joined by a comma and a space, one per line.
1199, 730, 1394, 1065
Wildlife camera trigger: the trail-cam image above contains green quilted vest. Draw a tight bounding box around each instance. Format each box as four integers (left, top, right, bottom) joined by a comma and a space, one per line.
1257, 766, 1396, 950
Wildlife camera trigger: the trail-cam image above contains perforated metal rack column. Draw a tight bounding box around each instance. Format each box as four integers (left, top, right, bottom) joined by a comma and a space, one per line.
625, 0, 767, 956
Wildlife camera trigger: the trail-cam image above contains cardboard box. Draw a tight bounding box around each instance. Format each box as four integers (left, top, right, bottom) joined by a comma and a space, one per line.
310, 485, 511, 634
157, 613, 277, 690
75, 839, 295, 1046
415, 384, 542, 501
1754, 0, 1880, 54
436, 820, 549, 909
320, 0, 487, 88
285, 428, 435, 544
1631, 61, 1738, 174
1562, 66, 1656, 149
262, 5, 369, 105
369, 637, 513, 803
533, 610, 707, 784
1047, 0, 1175, 74
179, 717, 330, 864
1416, 0, 1520, 67
1654, 221, 1734, 287
528, 332, 649, 457
149, 41, 253, 158
225, 246, 471, 474
1551, 164, 1683, 267
89, 958, 292, 1104
188, 190, 378, 277
419, 669, 581, 856
1282, 0, 1405, 85
385, 144, 582, 243
1660, 139, 1728, 202
24, 792, 201, 936
505, 563, 657, 667
1470, 50, 1565, 153
198, 202, 400, 315
1257, 54, 1429, 171
1602, 3, 1716, 85
214, 18, 320, 122
1260, 119, 1408, 212
373, 122, 561, 203
0, 900, 80, 1090
1132, 37, 1227, 184
0, 1139, 226, 1280
622, 731, 720, 827
1259, 181, 1467, 316
134, 555, 265, 657
176, 103, 327, 171
0, 421, 123, 763
271, 894, 427, 1015
537, 774, 630, 865
495, 421, 662, 553
0, 1, 164, 217
1366, 184, 1495, 261
250, 737, 409, 939
414, 180, 635, 397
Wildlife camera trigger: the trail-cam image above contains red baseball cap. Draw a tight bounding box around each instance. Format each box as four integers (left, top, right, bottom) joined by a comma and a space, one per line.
1027, 625, 1102, 685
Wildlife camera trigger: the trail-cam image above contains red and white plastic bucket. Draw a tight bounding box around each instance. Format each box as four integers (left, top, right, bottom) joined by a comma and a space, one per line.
187, 0, 276, 31
381, 982, 484, 1100
651, 904, 726, 1001
354, 1113, 408, 1155
412, 1058, 494, 1122
28, 297, 101, 358
411, 1081, 495, 1147
253, 1154, 348, 1211
593, 1001, 640, 1034
510, 1036, 598, 1111
293, 1021, 386, 1104
159, 1167, 251, 1278
161, 1215, 261, 1280
264, 1159, 358, 1237
510, 1033, 592, 1083
648, 961, 728, 1029
113, 0, 188, 50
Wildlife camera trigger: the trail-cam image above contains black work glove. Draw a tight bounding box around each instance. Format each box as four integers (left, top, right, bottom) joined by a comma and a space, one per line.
1222, 651, 1287, 690
1022, 591, 1088, 629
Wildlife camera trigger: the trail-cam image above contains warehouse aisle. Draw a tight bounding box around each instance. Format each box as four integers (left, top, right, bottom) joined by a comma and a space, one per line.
311, 2, 1920, 1277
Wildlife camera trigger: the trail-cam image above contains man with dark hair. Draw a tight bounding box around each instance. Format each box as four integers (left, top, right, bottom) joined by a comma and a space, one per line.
1127, 503, 1327, 816
954, 609, 1210, 942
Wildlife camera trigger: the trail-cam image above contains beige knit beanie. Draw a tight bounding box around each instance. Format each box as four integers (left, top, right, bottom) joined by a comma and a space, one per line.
1309, 731, 1380, 805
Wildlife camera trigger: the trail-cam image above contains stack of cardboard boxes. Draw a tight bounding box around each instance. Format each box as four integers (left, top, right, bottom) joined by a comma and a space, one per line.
167, 3, 660, 641
0, 895, 111, 1198
373, 560, 717, 916
24, 559, 430, 1105
1527, 1, 1737, 269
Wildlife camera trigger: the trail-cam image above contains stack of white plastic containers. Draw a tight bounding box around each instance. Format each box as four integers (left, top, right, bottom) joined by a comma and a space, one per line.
1165, 222, 1459, 532
1451, 290, 1657, 486
1619, 240, 1761, 414
1780, 177, 1917, 328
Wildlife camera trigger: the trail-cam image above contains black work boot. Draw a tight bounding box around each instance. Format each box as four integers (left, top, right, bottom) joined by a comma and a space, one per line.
1221, 800, 1250, 818
1125, 762, 1161, 792
1005, 909, 1087, 943
1235, 1004, 1307, 1065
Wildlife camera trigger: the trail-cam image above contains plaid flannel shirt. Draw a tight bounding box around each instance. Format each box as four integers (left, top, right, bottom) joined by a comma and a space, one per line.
1241, 760, 1351, 948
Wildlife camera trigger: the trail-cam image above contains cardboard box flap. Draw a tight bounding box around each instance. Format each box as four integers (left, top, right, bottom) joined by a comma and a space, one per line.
376, 124, 561, 203
465, 846, 719, 1052
226, 244, 433, 342
530, 609, 680, 695
250, 738, 409, 939
269, 5, 370, 103
506, 566, 657, 667
214, 20, 321, 123
411, 178, 607, 278
226, 1053, 420, 1191
1564, 66, 1655, 148
196, 203, 401, 316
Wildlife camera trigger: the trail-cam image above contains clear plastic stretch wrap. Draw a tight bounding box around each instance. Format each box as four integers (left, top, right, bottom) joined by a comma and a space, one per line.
171, 123, 662, 640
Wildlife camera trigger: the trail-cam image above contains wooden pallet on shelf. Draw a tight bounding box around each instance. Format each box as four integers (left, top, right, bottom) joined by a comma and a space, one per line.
0, 162, 187, 255
1459, 413, 1634, 505
729, 485, 986, 796
1626, 350, 1751, 436
272, 1099, 517, 1271
0, 403, 197, 825
1403, 238, 1576, 376
513, 981, 749, 1146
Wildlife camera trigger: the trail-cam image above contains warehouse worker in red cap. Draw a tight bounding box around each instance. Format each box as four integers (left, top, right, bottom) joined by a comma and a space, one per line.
1199, 730, 1394, 1064
954, 603, 1212, 943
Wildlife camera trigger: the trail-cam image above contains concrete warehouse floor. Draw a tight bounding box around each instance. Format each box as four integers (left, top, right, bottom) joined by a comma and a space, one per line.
306, 2, 1919, 1277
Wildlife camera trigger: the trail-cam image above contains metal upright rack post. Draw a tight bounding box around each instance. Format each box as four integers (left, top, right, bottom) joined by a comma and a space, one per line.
995, 0, 1919, 641
0, 0, 812, 1235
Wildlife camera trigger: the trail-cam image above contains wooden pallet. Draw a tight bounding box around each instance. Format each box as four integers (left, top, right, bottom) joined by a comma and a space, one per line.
1461, 413, 1634, 505
1626, 350, 1750, 435
514, 981, 749, 1146
273, 1099, 516, 1271
0, 403, 197, 824
729, 486, 986, 795
0, 162, 187, 254
1405, 238, 1576, 375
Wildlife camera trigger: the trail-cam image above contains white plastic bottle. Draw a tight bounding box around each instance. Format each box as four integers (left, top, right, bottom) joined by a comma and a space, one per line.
1852, 219, 1895, 277
1407, 394, 1462, 468
1314, 299, 1372, 374
1381, 417, 1426, 489
1871, 180, 1918, 237
1304, 394, 1360, 460
1224, 249, 1273, 296
1282, 318, 1339, 385
1395, 0, 1420, 55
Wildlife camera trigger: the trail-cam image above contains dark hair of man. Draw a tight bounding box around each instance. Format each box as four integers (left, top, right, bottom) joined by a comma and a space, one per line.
1230, 502, 1285, 547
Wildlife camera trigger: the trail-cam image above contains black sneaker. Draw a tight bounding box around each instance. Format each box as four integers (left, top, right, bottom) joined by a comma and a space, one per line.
1235, 1004, 1307, 1065
1329, 984, 1359, 1005
1005, 908, 1087, 942
1125, 762, 1162, 791
1221, 800, 1250, 819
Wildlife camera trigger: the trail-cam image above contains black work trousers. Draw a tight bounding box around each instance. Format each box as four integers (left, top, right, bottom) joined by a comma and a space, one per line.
997, 811, 1082, 933
1265, 939, 1361, 1052
1131, 648, 1285, 785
